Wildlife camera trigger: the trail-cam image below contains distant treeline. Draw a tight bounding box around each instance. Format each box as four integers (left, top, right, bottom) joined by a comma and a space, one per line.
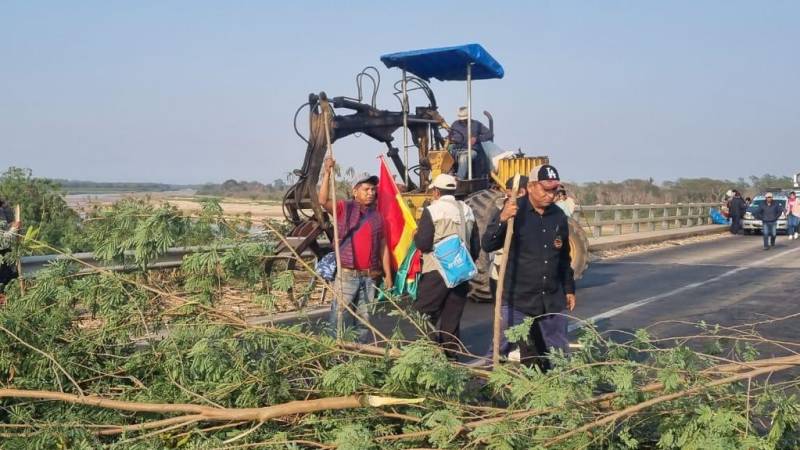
24, 168, 800, 205
565, 174, 794, 205
55, 179, 194, 194
195, 179, 289, 200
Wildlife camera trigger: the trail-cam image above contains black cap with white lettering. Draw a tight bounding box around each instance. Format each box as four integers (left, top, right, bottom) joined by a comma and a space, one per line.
531, 164, 560, 182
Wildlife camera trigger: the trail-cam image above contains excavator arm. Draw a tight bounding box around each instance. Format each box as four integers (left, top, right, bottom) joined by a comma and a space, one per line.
283, 91, 446, 236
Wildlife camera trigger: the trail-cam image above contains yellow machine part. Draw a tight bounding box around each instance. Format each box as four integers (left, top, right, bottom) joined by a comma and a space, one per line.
400, 155, 551, 219
401, 193, 431, 220
494, 156, 549, 187
426, 150, 454, 181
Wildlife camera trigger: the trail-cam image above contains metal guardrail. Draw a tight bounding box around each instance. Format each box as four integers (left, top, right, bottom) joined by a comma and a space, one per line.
20, 203, 719, 275
573, 203, 719, 238
20, 246, 231, 277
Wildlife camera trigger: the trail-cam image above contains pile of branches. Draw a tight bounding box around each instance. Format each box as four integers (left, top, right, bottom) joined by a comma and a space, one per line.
1, 203, 799, 449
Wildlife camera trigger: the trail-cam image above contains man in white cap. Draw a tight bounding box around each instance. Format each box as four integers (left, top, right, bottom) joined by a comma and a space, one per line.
448, 106, 493, 180
413, 174, 481, 358
482, 164, 576, 371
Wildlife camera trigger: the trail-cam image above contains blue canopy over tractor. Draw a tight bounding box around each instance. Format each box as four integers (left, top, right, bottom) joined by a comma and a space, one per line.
380, 43, 504, 81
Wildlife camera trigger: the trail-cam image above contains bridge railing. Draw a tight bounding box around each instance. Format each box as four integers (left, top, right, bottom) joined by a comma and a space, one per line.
573, 203, 720, 237
20, 203, 721, 276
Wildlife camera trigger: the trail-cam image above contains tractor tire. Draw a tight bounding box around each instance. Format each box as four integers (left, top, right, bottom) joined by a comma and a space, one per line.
464, 189, 505, 303
568, 217, 589, 280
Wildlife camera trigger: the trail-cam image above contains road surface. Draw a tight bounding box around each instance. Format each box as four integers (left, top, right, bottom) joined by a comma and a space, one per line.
366, 233, 800, 358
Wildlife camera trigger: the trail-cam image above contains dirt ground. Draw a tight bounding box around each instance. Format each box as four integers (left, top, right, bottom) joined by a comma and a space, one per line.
66, 191, 285, 221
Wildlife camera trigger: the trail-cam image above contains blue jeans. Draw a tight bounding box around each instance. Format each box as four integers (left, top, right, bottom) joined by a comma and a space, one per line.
762, 221, 777, 248
788, 215, 800, 236
330, 269, 376, 343
454, 149, 477, 179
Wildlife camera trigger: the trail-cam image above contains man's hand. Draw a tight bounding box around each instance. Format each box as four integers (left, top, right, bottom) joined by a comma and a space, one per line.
470, 136, 477, 146
323, 157, 336, 174
566, 293, 577, 312
383, 276, 394, 291
499, 198, 518, 223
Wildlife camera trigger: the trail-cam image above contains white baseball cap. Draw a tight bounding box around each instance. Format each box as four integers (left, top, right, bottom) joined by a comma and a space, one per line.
430, 174, 458, 190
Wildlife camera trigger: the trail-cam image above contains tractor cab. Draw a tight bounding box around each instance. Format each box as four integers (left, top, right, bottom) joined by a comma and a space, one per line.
379, 43, 549, 218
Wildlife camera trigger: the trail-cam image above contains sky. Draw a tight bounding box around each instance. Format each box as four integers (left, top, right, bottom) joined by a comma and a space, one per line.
1, 1, 799, 185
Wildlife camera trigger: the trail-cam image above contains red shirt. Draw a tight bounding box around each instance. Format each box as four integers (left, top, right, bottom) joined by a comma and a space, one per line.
336, 201, 374, 270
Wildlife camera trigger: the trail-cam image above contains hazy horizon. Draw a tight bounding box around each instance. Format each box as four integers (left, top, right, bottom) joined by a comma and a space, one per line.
2, 2, 798, 185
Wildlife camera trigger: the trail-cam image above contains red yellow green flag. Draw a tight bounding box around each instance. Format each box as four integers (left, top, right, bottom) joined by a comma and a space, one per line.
376, 156, 421, 297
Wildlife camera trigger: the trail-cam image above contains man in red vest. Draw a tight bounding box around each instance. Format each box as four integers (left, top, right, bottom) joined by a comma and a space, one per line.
318, 158, 392, 342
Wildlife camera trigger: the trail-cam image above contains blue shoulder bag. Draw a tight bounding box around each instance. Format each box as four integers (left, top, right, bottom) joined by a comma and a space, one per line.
432, 200, 477, 288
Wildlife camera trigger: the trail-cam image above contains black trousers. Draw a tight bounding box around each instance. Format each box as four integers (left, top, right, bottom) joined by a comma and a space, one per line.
730, 215, 743, 234
517, 313, 570, 372
413, 271, 468, 358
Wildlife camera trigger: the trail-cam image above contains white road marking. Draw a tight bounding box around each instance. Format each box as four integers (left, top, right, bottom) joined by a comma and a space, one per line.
595, 261, 743, 268
569, 245, 800, 332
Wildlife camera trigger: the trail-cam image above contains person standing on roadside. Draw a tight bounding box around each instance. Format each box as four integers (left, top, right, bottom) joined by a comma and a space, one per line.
727, 190, 747, 235
482, 164, 576, 371
787, 192, 800, 240
318, 157, 393, 342
413, 174, 481, 359
555, 187, 577, 218
755, 192, 782, 250
0, 198, 21, 303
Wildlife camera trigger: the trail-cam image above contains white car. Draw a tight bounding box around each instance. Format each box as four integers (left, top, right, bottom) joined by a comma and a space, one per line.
742, 194, 788, 234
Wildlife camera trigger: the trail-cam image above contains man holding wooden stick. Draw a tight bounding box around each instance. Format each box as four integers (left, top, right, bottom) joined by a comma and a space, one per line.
482, 164, 576, 370
318, 157, 392, 343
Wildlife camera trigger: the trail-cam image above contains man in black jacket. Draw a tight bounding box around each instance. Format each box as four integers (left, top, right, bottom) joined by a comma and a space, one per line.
482, 164, 576, 370
756, 192, 783, 250
727, 191, 747, 235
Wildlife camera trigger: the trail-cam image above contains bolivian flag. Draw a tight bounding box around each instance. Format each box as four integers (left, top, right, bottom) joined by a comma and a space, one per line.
377, 156, 422, 298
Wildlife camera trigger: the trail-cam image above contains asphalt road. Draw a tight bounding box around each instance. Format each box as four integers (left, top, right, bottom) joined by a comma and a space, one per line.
367, 233, 800, 358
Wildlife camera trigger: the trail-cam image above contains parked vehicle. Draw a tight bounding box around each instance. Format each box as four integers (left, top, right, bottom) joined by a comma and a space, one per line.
742, 193, 788, 234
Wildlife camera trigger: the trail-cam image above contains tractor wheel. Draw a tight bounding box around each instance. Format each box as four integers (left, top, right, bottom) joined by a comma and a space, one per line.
568, 217, 590, 280
464, 189, 505, 303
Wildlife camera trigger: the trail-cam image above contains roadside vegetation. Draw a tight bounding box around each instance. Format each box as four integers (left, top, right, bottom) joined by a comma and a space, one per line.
1, 167, 799, 448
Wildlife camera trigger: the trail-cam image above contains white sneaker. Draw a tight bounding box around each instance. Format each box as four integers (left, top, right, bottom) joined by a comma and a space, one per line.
795, 232, 799, 240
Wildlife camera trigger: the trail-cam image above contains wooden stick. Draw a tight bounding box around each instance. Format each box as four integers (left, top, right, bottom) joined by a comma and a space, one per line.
321, 100, 344, 337
14, 204, 24, 295
492, 174, 520, 367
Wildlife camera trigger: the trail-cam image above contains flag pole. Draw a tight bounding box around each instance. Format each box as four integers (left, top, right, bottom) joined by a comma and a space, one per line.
402, 69, 409, 187
493, 174, 520, 367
